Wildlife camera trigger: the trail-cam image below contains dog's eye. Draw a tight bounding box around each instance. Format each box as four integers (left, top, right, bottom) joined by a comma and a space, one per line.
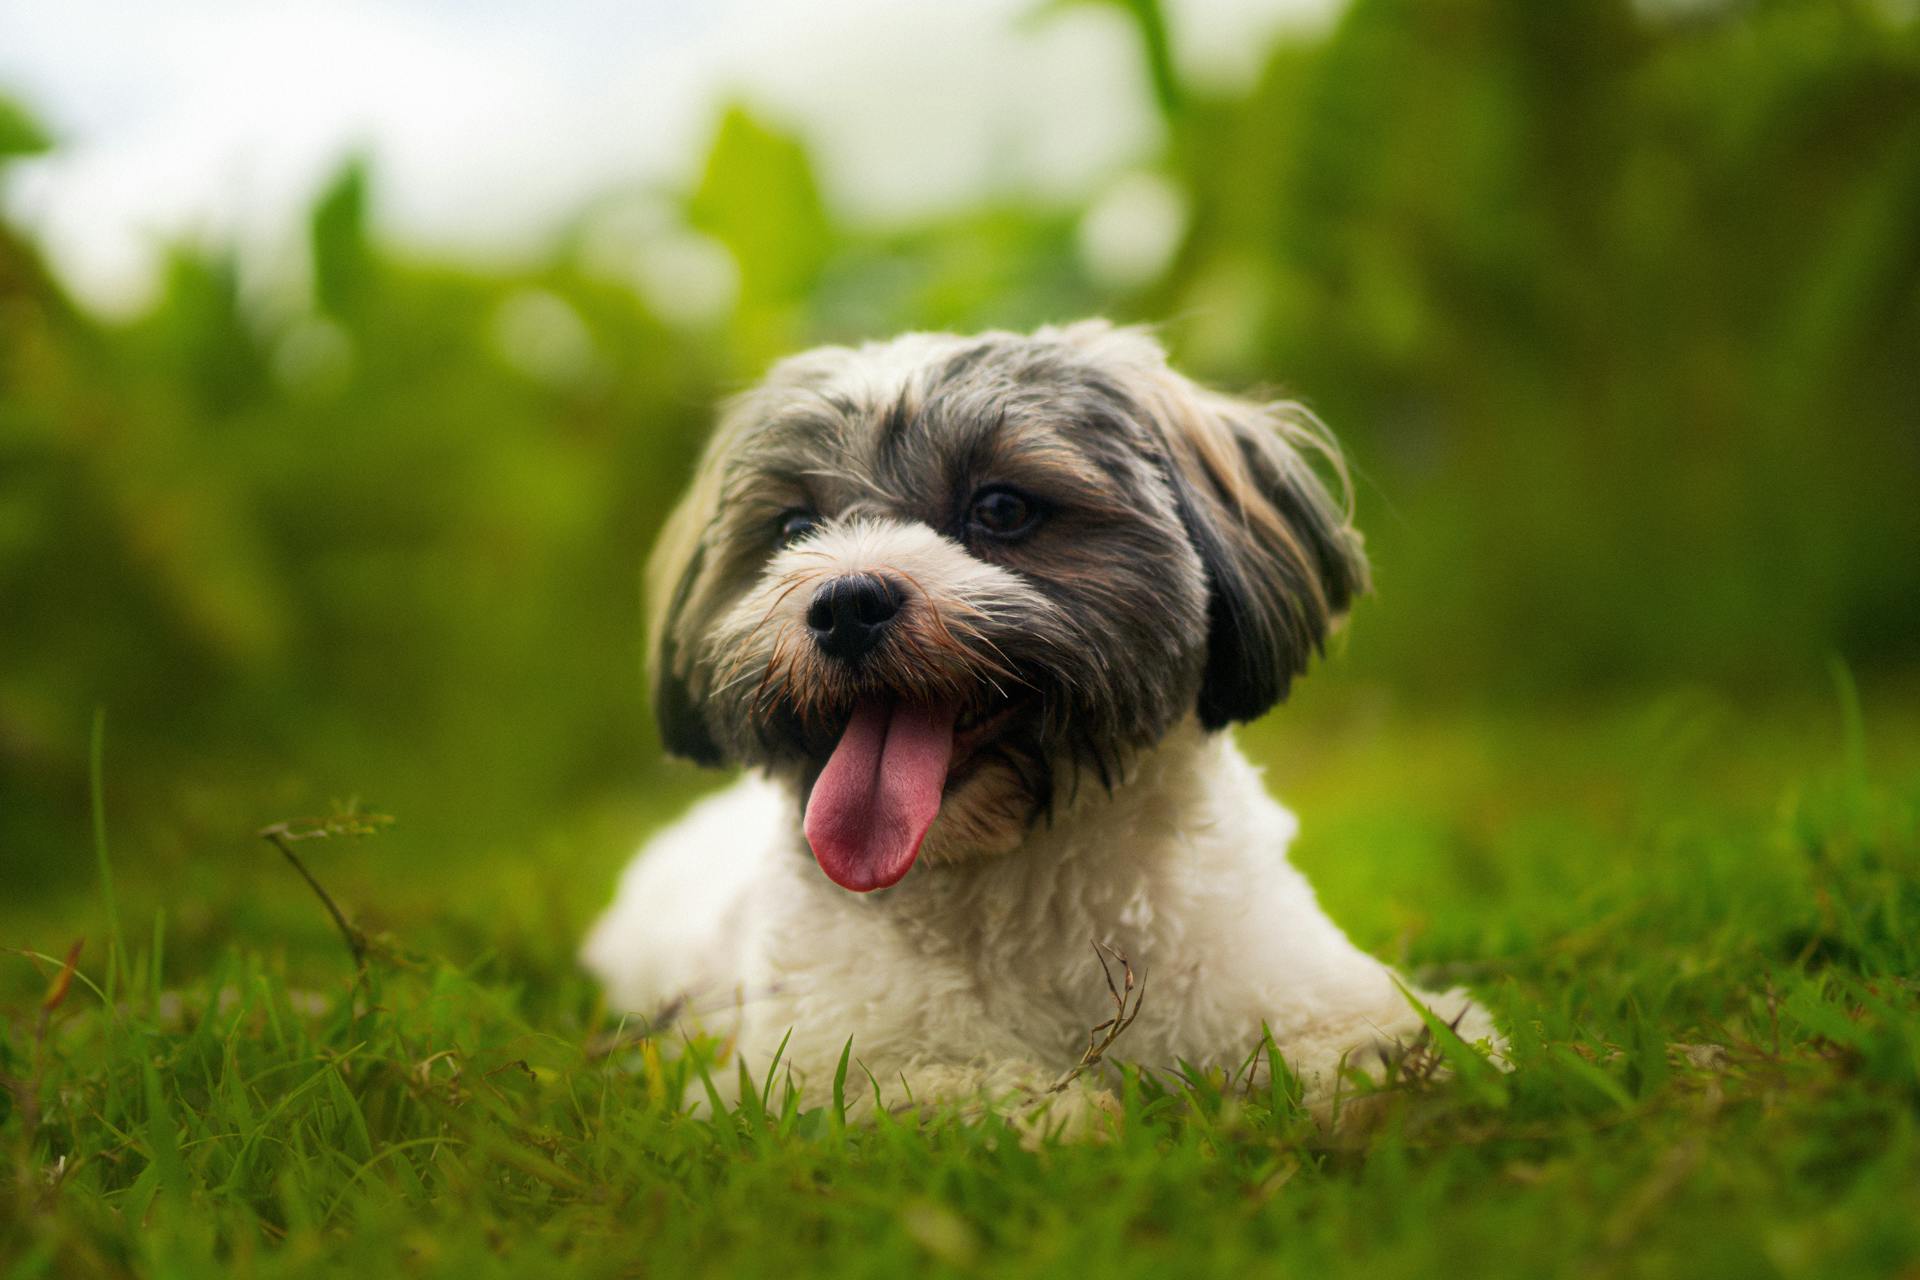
967, 486, 1041, 540
778, 511, 821, 546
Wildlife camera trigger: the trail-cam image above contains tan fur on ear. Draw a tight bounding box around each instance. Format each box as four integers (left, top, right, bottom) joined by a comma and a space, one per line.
1160, 379, 1368, 726
1042, 320, 1368, 727
1161, 381, 1370, 615
644, 456, 719, 678
645, 411, 744, 766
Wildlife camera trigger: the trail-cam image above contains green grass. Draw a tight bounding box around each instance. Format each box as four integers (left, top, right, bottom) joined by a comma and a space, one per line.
4, 679, 1919, 1279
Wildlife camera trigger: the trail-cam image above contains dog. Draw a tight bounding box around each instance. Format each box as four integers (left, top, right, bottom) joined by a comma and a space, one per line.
582, 320, 1496, 1127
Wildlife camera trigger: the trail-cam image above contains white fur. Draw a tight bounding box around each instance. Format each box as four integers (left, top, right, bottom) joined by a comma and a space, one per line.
582, 720, 1496, 1113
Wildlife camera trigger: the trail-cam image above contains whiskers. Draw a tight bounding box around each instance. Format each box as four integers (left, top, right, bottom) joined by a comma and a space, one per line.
709, 557, 1051, 742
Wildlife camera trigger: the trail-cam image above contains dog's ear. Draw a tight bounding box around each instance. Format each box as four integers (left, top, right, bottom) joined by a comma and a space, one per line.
1150, 378, 1371, 729
645, 349, 863, 768
645, 463, 727, 767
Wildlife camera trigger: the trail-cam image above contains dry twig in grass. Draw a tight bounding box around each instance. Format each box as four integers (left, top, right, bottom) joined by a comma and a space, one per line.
3, 939, 85, 1200
1047, 940, 1147, 1094
1361, 1002, 1478, 1097
257, 806, 393, 970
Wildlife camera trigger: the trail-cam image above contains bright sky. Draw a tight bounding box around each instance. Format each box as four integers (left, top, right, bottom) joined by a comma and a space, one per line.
0, 0, 1339, 314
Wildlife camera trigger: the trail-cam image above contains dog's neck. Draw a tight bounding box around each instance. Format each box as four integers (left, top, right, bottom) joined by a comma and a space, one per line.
822, 716, 1259, 938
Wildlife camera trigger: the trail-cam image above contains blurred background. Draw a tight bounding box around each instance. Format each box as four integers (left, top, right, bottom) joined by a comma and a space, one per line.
2, 0, 1916, 968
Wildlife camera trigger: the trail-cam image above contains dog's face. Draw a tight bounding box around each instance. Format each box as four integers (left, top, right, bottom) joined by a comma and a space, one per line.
648, 322, 1367, 891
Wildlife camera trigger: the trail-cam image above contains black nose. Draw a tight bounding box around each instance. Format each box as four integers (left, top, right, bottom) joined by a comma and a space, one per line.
806, 574, 902, 663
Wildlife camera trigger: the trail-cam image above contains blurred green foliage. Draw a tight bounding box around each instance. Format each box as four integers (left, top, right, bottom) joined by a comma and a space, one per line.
2, 0, 1917, 899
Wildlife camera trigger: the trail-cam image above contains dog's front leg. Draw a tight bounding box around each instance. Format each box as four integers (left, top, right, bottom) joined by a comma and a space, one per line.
854, 1060, 1122, 1145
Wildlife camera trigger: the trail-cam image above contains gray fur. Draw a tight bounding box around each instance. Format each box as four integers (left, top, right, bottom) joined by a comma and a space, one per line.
649, 321, 1368, 831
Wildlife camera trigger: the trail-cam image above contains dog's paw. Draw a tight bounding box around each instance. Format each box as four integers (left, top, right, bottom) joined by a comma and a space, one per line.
1014, 1085, 1123, 1149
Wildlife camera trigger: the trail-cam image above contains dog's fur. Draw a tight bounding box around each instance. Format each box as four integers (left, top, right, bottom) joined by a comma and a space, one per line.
583, 321, 1495, 1121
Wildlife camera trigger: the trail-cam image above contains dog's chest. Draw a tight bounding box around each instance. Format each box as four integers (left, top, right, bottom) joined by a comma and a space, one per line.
743, 731, 1290, 1072
847, 844, 1217, 1064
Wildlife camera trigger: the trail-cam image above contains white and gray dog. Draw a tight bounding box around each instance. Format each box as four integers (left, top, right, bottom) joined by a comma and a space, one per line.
583, 320, 1496, 1125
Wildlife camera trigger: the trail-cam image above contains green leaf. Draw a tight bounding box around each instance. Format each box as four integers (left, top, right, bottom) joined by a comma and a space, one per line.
0, 95, 52, 161
311, 156, 375, 318
688, 105, 831, 308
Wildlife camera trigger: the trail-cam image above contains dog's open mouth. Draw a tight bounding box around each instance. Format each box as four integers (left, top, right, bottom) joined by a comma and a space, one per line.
802, 692, 1028, 893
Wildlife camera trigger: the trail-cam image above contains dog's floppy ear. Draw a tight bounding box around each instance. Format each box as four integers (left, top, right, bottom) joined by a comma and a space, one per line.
644, 347, 861, 767
1150, 378, 1371, 729
645, 461, 727, 767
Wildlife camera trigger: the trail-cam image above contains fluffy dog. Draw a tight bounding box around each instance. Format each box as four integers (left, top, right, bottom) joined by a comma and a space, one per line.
583, 321, 1496, 1123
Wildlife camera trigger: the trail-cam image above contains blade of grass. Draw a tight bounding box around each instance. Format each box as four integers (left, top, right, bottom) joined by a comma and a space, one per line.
320, 1136, 462, 1225
90, 708, 122, 1006
148, 909, 165, 1014
1395, 983, 1511, 1110
831, 1035, 854, 1134
759, 1026, 794, 1114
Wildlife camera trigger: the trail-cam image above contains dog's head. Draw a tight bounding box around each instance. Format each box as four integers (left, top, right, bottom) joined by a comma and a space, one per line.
648, 321, 1367, 890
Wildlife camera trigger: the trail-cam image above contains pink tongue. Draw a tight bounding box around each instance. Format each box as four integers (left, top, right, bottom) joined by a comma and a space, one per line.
804, 699, 956, 892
